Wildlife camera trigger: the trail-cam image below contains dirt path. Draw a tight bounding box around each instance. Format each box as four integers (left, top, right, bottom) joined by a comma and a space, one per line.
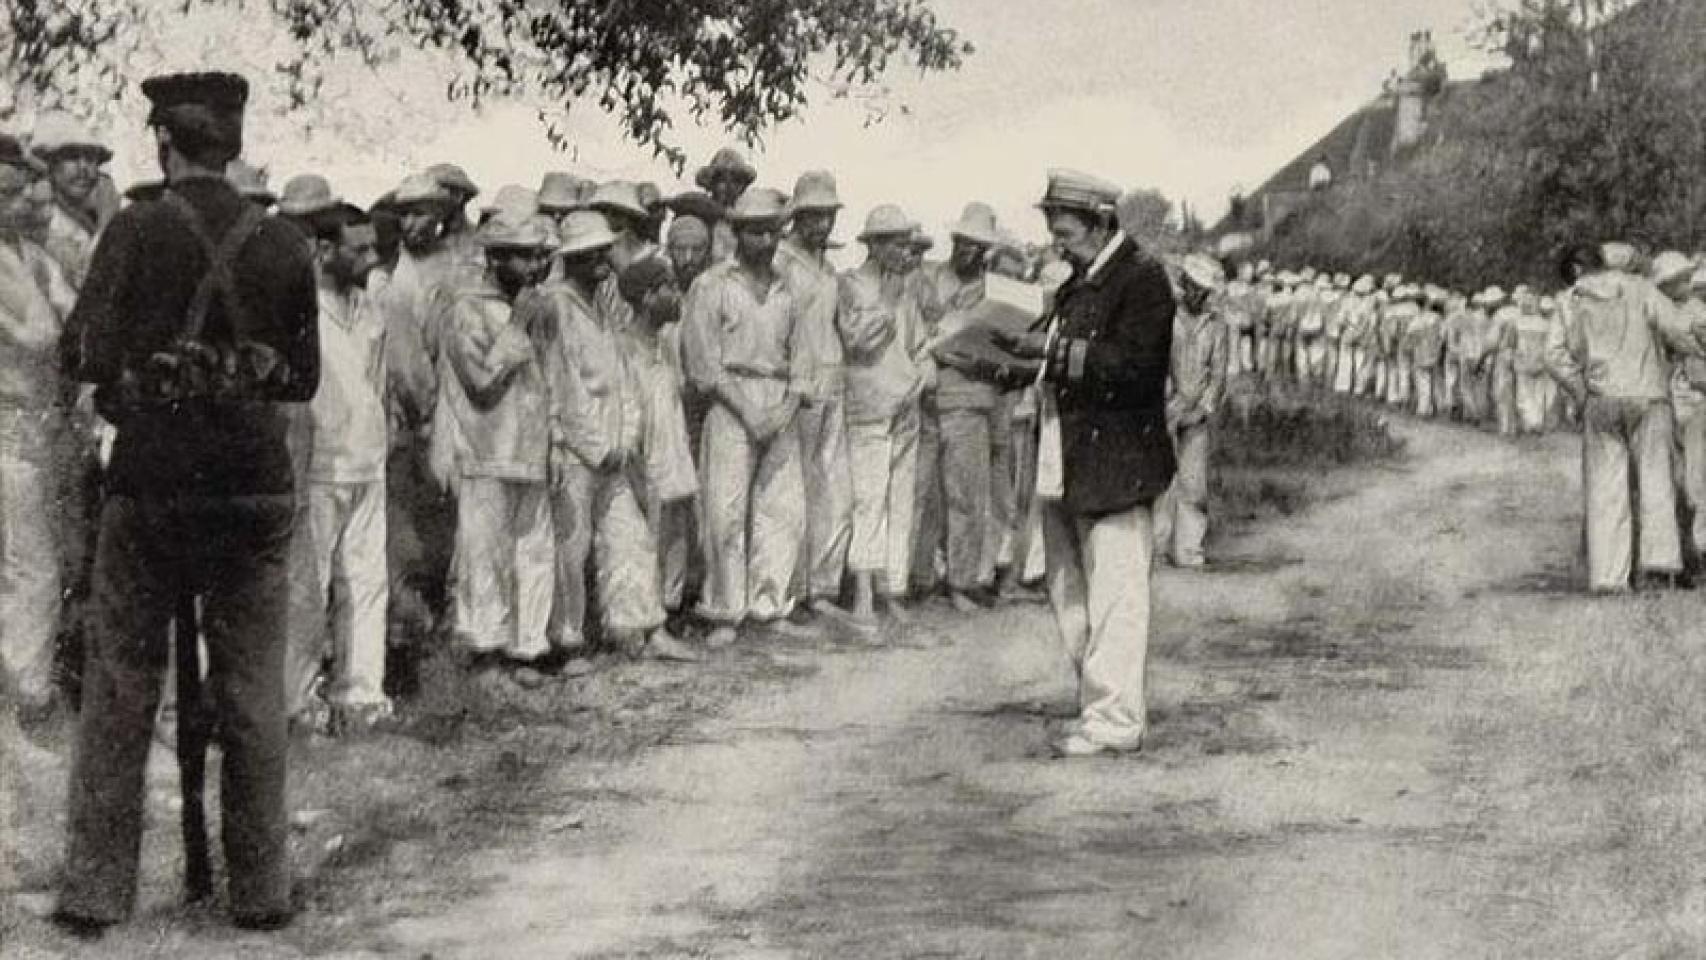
369, 418, 1644, 959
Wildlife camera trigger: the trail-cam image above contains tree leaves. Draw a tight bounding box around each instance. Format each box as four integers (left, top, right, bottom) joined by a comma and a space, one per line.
1262, 0, 1706, 289
2, 0, 970, 168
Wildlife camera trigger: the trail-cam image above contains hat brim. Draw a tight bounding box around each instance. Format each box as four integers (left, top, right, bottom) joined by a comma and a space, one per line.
790, 199, 843, 213
858, 225, 919, 243
948, 227, 1001, 248
559, 237, 616, 257
36, 143, 113, 164
728, 213, 789, 227
590, 201, 650, 222
392, 193, 454, 210
278, 198, 343, 217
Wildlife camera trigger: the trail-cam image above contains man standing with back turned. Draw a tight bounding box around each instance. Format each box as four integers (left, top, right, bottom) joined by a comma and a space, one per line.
56, 71, 319, 936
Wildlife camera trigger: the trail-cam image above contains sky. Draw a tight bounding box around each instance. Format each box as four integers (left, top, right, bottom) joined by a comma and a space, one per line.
93, 0, 1506, 255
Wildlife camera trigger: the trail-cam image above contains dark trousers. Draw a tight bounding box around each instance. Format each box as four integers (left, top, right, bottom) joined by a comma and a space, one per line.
61, 493, 294, 922
385, 440, 455, 644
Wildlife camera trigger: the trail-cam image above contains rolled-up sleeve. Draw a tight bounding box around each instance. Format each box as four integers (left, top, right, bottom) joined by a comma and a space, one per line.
837, 273, 897, 362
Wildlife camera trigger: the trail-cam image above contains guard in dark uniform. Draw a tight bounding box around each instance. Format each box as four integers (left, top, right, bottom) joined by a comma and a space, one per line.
987, 169, 1176, 758
55, 71, 318, 936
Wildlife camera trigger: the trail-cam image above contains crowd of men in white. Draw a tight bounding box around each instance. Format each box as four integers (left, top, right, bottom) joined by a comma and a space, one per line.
4, 118, 1209, 739
1, 109, 1691, 750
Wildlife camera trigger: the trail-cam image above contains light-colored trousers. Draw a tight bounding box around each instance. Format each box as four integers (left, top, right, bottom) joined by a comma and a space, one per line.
1674, 399, 1706, 558
794, 379, 853, 603
453, 477, 553, 659
1459, 366, 1489, 423
286, 479, 388, 715
1300, 336, 1326, 384
1442, 360, 1461, 418
1332, 341, 1356, 393
1582, 397, 1681, 591
551, 461, 665, 647
0, 407, 64, 709
1413, 366, 1438, 418
1492, 360, 1518, 435
698, 402, 804, 624
1353, 346, 1376, 396
850, 404, 920, 597
939, 406, 998, 591
1236, 333, 1255, 375
1043, 499, 1153, 750
1516, 371, 1555, 434
1388, 354, 1412, 406
1154, 422, 1211, 566
652, 497, 694, 614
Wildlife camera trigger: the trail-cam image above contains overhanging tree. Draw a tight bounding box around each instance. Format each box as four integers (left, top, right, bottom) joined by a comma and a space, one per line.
2, 0, 972, 170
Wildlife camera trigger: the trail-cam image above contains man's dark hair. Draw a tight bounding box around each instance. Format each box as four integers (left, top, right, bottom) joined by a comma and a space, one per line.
159, 118, 240, 170
306, 204, 370, 245
1557, 243, 1603, 285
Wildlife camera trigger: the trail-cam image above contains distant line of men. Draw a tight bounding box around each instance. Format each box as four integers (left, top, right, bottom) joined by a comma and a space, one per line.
1231, 246, 1706, 594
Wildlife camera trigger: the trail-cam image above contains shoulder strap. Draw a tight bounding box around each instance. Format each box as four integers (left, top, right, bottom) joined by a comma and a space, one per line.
161, 191, 267, 343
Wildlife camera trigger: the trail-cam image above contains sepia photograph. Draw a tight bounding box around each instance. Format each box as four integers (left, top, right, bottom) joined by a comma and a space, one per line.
1, 0, 1702, 956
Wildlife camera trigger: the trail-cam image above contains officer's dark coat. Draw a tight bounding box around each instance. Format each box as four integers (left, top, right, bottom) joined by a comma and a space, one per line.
1047, 234, 1177, 516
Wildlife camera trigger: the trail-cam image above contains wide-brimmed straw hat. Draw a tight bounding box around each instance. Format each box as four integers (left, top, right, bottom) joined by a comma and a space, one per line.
31, 112, 112, 162
558, 209, 618, 256
226, 160, 277, 205
694, 146, 757, 191
537, 172, 587, 212
790, 170, 842, 212
726, 187, 790, 225
858, 204, 918, 242
948, 202, 1001, 247
277, 173, 340, 217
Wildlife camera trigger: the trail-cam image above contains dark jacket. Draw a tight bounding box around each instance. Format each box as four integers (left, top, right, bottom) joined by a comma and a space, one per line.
1046, 235, 1176, 515
72, 175, 319, 497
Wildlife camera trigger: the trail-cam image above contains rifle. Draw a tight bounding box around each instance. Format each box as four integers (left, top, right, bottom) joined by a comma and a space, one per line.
172, 593, 214, 903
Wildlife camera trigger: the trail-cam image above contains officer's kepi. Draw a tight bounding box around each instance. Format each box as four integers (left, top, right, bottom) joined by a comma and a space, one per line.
141, 71, 249, 155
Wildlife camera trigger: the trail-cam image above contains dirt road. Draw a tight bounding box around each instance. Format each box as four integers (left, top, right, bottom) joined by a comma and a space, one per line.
16, 414, 1699, 959
367, 417, 1687, 959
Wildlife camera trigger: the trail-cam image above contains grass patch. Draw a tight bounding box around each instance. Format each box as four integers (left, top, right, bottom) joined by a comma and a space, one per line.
1211, 392, 1404, 526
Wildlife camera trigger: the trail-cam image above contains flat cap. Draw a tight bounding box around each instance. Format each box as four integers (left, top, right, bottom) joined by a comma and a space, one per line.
142, 71, 248, 125
1037, 169, 1121, 215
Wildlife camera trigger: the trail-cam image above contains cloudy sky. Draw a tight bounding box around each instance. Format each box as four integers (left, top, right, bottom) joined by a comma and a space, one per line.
101, 0, 1505, 252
